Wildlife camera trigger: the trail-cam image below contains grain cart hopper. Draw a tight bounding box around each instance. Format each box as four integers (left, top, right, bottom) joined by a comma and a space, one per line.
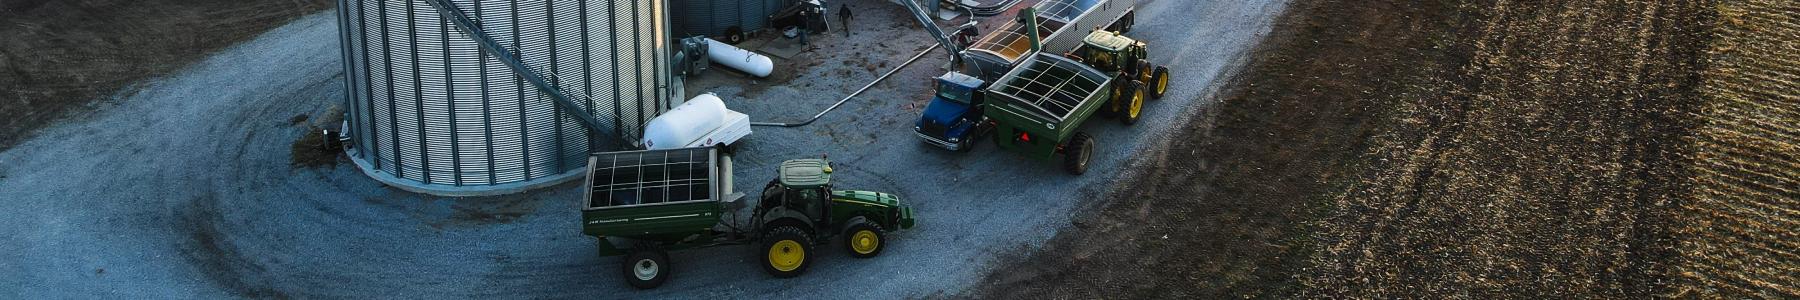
982, 53, 1129, 175
962, 0, 1136, 80
582, 146, 915, 289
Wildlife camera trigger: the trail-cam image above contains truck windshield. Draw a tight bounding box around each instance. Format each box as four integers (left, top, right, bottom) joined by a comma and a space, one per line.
936, 81, 973, 104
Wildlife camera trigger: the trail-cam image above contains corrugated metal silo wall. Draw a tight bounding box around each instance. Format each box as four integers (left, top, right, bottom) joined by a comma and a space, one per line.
669, 0, 797, 37
337, 0, 670, 189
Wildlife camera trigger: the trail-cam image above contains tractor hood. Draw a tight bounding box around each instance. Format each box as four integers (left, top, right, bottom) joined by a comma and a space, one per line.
832, 190, 915, 229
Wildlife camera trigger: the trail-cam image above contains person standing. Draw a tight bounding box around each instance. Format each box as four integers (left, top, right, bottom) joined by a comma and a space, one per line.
798, 8, 812, 45
839, 4, 853, 37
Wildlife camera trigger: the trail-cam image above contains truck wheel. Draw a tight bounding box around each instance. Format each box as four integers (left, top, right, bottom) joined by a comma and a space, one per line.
843, 218, 887, 258
621, 247, 671, 289
1151, 66, 1170, 99
1063, 132, 1095, 175
1122, 11, 1136, 33
761, 226, 813, 278
1120, 81, 1146, 125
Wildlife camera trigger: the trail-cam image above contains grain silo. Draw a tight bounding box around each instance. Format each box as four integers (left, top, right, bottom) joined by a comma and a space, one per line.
334, 0, 677, 196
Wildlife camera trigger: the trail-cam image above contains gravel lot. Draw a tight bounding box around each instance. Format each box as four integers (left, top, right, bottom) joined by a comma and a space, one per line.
0, 0, 1286, 297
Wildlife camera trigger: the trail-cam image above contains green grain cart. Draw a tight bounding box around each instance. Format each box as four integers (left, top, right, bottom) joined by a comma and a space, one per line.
982, 53, 1120, 175
580, 146, 915, 289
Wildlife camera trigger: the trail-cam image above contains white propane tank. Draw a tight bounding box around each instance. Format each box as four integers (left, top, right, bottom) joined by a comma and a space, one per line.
643, 93, 730, 150
705, 38, 774, 77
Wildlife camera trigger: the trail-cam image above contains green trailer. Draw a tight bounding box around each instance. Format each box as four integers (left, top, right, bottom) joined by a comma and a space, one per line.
581, 146, 915, 289
982, 53, 1119, 174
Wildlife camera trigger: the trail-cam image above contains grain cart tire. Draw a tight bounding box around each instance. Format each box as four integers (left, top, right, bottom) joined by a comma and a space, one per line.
843, 217, 888, 258
762, 226, 814, 278
1063, 133, 1095, 175
622, 247, 671, 289
1151, 66, 1170, 99
1120, 81, 1146, 126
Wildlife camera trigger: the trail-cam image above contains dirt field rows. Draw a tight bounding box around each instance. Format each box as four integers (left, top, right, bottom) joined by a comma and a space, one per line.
1673, 0, 1800, 297
975, 0, 1783, 298
1305, 0, 1712, 297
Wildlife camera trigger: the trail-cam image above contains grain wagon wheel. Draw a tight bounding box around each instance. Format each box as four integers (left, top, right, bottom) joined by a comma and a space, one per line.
1063, 132, 1095, 175
621, 246, 671, 289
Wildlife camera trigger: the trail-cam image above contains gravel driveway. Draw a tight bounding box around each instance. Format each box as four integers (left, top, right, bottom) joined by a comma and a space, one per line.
0, 0, 1286, 297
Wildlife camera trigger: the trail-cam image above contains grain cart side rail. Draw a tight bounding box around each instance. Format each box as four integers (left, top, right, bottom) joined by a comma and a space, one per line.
963, 0, 1136, 80
983, 53, 1114, 174
582, 146, 741, 251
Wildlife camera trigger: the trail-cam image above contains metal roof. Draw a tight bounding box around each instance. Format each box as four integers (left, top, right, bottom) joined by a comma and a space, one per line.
778, 159, 832, 187
987, 53, 1111, 121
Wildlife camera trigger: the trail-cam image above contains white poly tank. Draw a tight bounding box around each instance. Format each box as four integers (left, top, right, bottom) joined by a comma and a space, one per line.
643, 93, 729, 149
705, 38, 774, 77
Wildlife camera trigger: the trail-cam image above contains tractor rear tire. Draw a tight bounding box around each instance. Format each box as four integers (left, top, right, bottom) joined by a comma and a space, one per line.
1063, 132, 1095, 175
843, 217, 888, 258
761, 226, 814, 278
1120, 81, 1146, 126
622, 246, 671, 289
1150, 66, 1170, 99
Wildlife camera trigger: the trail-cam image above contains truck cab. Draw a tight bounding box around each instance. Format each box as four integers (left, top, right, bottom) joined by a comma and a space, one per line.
754, 158, 915, 276
913, 72, 990, 151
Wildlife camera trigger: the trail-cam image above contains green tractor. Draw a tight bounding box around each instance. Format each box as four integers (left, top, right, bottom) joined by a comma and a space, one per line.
1066, 30, 1171, 125
582, 147, 915, 289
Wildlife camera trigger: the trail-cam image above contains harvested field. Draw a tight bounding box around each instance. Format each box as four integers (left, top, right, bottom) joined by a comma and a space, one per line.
1672, 0, 1800, 297
974, 0, 1788, 298
0, 0, 329, 149
1305, 0, 1714, 297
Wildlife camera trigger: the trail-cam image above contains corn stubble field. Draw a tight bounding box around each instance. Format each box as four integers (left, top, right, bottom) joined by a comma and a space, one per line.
1305, 0, 1711, 297
979, 0, 1796, 298
1674, 0, 1800, 296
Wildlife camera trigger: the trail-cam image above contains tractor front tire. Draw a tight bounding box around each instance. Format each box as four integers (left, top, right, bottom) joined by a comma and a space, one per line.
761, 226, 814, 278
843, 217, 888, 258
1151, 66, 1170, 99
621, 246, 671, 289
1120, 81, 1146, 126
1063, 132, 1095, 175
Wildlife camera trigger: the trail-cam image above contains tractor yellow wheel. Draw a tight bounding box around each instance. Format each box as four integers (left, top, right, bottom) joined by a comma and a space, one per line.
767, 240, 805, 272
1129, 88, 1144, 119
851, 230, 879, 255
760, 226, 812, 277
